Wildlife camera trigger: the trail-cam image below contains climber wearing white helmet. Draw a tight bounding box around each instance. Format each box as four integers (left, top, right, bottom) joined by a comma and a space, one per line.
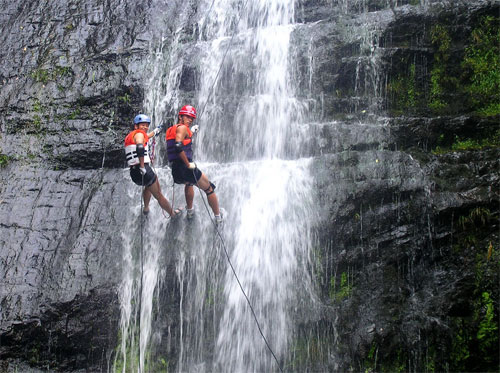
125, 114, 181, 217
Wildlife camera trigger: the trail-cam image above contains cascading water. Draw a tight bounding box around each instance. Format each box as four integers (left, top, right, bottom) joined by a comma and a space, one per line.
194, 1, 317, 371
117, 0, 318, 371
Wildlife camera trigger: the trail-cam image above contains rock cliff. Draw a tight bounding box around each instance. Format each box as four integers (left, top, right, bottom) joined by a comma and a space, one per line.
0, 0, 498, 371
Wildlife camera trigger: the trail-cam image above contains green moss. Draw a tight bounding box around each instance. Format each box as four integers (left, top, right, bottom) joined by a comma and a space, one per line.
30, 69, 50, 84
387, 62, 421, 114
33, 99, 43, 113
428, 24, 458, 113
462, 16, 500, 116
329, 271, 352, 302
118, 93, 131, 104
476, 292, 498, 359
432, 130, 500, 154
32, 115, 42, 131
30, 65, 72, 84
388, 16, 499, 117
447, 209, 499, 371
0, 153, 10, 167
68, 108, 81, 120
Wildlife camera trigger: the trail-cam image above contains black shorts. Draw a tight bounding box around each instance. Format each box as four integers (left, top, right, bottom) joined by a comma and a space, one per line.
171, 160, 202, 185
130, 164, 157, 187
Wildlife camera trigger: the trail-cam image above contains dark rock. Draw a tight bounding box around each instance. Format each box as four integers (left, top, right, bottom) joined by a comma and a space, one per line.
0, 0, 498, 371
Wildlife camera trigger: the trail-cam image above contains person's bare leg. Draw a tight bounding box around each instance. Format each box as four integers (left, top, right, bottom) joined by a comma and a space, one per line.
143, 188, 152, 213
146, 179, 175, 216
185, 184, 194, 209
195, 173, 220, 216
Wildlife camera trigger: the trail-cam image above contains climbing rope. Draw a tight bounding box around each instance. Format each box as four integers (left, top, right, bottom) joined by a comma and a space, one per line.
193, 170, 284, 373
184, 1, 284, 370
138, 173, 145, 373
135, 0, 282, 370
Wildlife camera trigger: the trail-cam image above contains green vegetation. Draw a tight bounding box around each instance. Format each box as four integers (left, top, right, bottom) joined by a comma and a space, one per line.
388, 15, 500, 117
32, 115, 42, 130
429, 24, 455, 112
287, 335, 328, 371
433, 130, 500, 154
450, 319, 470, 369
329, 271, 352, 302
388, 63, 419, 114
363, 342, 378, 372
358, 204, 498, 372
118, 93, 131, 104
33, 98, 43, 113
462, 16, 500, 116
458, 207, 492, 231
449, 287, 499, 371
113, 331, 169, 373
447, 206, 499, 372
30, 65, 72, 84
113, 341, 139, 373
361, 342, 408, 372
30, 69, 50, 84
68, 108, 81, 120
476, 292, 497, 359
0, 153, 10, 167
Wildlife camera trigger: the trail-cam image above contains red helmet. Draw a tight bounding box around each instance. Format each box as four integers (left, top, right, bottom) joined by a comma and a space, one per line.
179, 105, 197, 119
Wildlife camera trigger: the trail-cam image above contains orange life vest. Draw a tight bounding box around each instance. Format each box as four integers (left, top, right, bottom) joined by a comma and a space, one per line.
124, 129, 151, 166
165, 124, 193, 161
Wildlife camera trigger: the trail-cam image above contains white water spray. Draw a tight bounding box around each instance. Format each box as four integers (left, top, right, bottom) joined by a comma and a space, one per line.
195, 0, 316, 371
117, 0, 318, 371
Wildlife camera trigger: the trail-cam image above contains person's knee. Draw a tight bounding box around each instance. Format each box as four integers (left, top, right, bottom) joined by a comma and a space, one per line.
203, 181, 216, 196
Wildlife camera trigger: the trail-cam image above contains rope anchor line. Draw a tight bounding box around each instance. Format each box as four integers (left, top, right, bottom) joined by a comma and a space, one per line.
136, 0, 283, 370
193, 170, 284, 372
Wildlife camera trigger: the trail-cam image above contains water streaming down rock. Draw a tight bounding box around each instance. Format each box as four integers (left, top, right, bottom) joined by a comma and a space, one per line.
117, 0, 427, 371
116, 4, 200, 372
116, 0, 319, 371
195, 1, 318, 371
0, 0, 496, 371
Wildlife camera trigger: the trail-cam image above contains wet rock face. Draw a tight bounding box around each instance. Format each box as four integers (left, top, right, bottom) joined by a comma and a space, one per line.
1, 286, 119, 371
299, 1, 499, 371
0, 166, 130, 369
0, 0, 163, 368
0, 0, 155, 169
0, 0, 498, 371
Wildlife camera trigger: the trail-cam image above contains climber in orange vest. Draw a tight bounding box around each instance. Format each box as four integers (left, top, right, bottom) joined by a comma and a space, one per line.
125, 114, 181, 217
165, 105, 222, 223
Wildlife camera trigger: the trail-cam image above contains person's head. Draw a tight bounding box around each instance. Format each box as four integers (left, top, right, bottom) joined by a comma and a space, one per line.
178, 105, 197, 125
134, 114, 151, 131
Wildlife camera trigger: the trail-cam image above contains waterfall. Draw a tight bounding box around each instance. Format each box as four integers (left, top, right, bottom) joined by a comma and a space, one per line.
195, 1, 316, 371
117, 0, 318, 371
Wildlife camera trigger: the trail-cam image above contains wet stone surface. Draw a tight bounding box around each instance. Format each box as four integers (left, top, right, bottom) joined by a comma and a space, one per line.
0, 0, 498, 371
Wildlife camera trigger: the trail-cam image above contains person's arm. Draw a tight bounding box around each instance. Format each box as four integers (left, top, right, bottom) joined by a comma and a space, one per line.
133, 132, 146, 169
175, 125, 193, 168
147, 123, 165, 138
